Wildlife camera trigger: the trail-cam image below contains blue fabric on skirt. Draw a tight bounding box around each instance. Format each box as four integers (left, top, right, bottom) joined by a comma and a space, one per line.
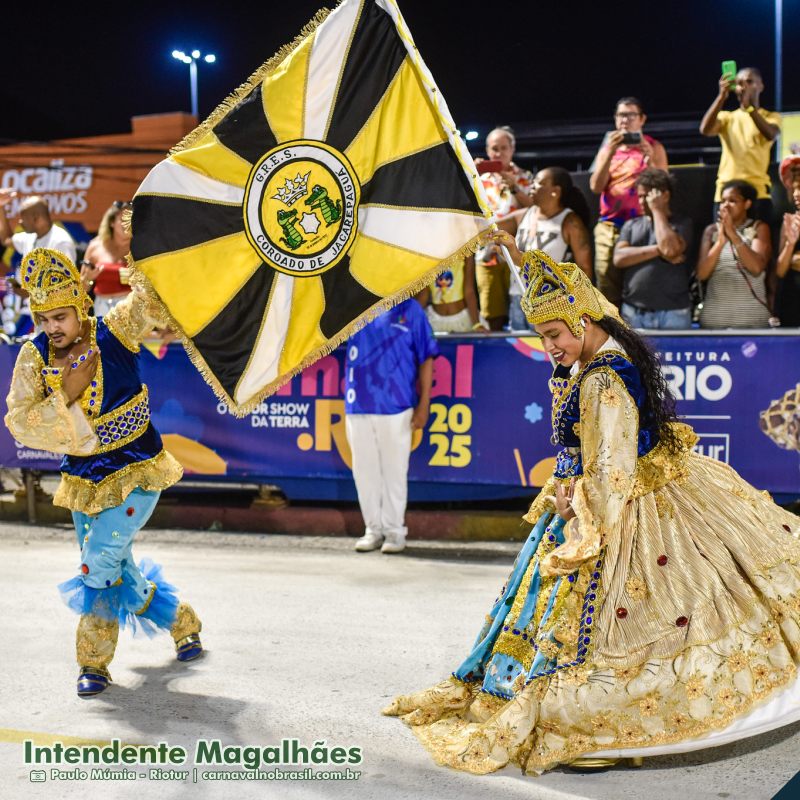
453, 513, 568, 697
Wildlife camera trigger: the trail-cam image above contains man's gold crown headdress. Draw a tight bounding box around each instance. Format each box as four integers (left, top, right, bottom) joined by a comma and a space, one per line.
21, 248, 90, 321
519, 250, 621, 336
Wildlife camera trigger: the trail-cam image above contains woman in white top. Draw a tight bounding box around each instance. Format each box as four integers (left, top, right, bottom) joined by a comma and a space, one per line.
499, 167, 593, 330
697, 180, 773, 329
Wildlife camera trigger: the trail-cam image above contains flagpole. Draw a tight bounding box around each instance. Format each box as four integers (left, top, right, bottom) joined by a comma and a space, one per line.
381, 0, 530, 297
498, 240, 526, 294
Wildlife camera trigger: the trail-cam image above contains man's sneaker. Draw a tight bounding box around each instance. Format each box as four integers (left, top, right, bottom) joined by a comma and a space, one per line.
381, 532, 407, 554
354, 531, 384, 552
77, 666, 111, 698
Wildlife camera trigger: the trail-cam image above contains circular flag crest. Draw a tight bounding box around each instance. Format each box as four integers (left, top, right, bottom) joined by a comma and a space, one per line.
243, 140, 360, 277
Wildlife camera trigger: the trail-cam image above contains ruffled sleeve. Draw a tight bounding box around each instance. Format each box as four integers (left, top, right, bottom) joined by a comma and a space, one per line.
4, 342, 98, 455
541, 368, 638, 576
103, 284, 170, 352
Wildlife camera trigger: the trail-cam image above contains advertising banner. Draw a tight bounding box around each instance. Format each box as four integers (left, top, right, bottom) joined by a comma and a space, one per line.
0, 333, 798, 500
0, 113, 196, 234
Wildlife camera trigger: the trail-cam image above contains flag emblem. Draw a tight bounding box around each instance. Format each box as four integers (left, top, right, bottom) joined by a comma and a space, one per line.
130, 0, 489, 415
243, 140, 360, 275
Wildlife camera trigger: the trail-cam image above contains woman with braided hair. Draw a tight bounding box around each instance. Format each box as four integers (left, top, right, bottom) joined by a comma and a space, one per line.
383, 230, 800, 775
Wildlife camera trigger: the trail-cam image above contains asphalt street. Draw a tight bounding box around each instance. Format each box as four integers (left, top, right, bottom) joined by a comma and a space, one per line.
1, 523, 798, 800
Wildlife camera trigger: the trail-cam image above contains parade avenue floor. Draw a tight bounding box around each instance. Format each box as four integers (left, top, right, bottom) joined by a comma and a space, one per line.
1, 524, 798, 800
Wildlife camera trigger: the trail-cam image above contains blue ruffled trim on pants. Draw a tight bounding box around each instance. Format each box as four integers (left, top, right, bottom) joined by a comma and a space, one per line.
58, 557, 179, 636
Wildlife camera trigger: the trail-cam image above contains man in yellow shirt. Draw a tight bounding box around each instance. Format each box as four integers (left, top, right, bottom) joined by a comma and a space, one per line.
700, 67, 781, 221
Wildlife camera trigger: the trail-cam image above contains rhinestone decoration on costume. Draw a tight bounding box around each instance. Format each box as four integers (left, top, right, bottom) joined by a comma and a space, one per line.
520, 250, 605, 336
22, 248, 90, 320
92, 387, 151, 454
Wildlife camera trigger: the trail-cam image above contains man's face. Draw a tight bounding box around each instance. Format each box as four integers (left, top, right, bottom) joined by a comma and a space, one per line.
614, 103, 645, 133
637, 185, 669, 216
486, 132, 514, 169
35, 307, 81, 348
18, 207, 36, 233
735, 70, 763, 103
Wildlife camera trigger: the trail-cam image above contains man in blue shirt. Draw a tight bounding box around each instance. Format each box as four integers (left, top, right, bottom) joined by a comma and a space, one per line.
345, 297, 439, 554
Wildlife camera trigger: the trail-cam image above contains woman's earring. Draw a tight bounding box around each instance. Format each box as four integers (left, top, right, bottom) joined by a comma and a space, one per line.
580, 318, 587, 329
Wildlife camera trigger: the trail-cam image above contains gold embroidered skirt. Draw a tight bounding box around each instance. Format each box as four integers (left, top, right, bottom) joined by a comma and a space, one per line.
383, 453, 800, 774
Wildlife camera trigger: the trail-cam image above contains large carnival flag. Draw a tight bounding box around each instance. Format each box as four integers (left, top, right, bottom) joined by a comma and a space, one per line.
130, 0, 489, 416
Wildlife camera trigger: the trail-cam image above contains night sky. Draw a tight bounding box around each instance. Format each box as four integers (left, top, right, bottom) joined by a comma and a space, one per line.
4, 0, 800, 144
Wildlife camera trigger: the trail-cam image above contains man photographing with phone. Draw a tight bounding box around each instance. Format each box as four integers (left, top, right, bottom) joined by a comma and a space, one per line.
589, 97, 668, 307
700, 65, 781, 222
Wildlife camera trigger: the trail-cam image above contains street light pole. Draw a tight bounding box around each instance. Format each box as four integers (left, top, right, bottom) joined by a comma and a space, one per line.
189, 59, 198, 118
171, 49, 216, 118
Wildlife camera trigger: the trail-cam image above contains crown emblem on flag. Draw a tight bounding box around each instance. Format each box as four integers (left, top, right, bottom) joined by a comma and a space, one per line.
271, 171, 311, 206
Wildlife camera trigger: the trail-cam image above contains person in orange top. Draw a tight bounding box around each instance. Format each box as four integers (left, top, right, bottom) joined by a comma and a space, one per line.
80, 201, 132, 316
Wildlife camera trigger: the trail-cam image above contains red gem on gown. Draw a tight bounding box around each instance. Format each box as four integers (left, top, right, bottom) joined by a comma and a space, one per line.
616, 607, 628, 619
81, 563, 89, 575
657, 555, 668, 566
676, 616, 688, 627
126, 508, 135, 516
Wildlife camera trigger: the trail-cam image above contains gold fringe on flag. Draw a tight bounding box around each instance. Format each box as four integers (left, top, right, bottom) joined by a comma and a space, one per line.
128, 230, 487, 418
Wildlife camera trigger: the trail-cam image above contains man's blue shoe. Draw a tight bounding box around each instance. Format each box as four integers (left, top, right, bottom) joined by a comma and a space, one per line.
175, 634, 203, 662
77, 667, 110, 698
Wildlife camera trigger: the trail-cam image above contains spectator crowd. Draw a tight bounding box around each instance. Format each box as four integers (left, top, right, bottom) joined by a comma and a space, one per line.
425, 65, 799, 332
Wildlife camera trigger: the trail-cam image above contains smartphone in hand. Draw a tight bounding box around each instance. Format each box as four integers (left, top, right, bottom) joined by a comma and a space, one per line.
476, 159, 505, 175
721, 60, 737, 87
621, 132, 642, 145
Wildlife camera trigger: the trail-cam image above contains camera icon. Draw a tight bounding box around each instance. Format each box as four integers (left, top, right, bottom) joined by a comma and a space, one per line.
29, 769, 47, 782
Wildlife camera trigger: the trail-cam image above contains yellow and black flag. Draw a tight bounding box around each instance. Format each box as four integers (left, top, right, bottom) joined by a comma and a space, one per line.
131, 0, 489, 415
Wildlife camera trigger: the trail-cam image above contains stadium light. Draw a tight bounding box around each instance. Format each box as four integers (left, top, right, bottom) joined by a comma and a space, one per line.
465, 130, 479, 142
171, 49, 217, 117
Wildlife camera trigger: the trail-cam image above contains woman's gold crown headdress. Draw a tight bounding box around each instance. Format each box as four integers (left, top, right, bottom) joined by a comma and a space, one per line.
21, 248, 90, 321
519, 249, 621, 336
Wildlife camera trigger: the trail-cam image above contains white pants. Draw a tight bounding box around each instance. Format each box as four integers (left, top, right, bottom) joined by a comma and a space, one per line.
345, 409, 412, 539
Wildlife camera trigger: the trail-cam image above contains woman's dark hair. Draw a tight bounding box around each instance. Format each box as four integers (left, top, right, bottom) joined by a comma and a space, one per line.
595, 316, 682, 452
720, 179, 757, 205
545, 167, 592, 229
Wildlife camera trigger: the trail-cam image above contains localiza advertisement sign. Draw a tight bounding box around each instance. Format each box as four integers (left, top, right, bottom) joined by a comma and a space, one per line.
1, 160, 93, 216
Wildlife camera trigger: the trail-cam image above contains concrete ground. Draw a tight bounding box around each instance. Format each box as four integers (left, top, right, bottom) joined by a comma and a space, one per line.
0, 523, 798, 800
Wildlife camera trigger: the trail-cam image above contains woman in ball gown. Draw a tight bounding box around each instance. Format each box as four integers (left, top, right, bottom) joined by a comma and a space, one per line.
383, 232, 800, 775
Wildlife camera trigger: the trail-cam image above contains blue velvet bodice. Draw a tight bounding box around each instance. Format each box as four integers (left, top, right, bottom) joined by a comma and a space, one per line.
32, 317, 163, 485
550, 350, 658, 480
